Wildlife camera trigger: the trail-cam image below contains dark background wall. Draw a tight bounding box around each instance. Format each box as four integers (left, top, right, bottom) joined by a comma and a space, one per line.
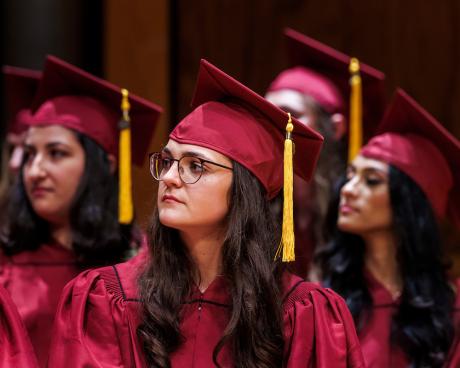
171, 0, 460, 143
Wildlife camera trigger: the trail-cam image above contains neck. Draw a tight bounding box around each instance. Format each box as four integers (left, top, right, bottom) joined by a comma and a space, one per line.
50, 222, 73, 250
180, 226, 225, 293
363, 230, 402, 299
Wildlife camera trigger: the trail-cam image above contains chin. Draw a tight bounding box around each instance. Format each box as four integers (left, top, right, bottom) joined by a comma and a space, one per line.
158, 212, 187, 230
33, 210, 64, 224
337, 218, 364, 236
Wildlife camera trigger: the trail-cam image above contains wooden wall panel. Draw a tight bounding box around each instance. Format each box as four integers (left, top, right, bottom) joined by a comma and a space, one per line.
104, 0, 169, 227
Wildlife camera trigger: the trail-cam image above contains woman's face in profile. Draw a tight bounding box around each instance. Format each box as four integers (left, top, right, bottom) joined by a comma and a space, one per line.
22, 125, 86, 225
337, 155, 392, 235
156, 139, 233, 233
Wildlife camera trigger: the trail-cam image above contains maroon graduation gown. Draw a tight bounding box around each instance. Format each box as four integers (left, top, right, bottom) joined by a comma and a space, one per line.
0, 243, 80, 366
360, 271, 460, 367
48, 255, 365, 367
0, 284, 39, 367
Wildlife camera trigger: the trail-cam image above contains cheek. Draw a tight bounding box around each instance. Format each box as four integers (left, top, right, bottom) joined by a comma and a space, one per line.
23, 169, 33, 190
192, 186, 229, 220
55, 162, 85, 198
159, 176, 231, 228
369, 191, 392, 225
157, 182, 167, 205
191, 175, 230, 215
338, 189, 392, 233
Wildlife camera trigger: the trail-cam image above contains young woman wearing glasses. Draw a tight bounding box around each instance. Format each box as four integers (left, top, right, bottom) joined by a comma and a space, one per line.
48, 60, 364, 368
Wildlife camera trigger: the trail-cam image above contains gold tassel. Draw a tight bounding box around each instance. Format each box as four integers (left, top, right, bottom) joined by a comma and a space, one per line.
118, 88, 133, 224
275, 113, 295, 262
348, 57, 363, 162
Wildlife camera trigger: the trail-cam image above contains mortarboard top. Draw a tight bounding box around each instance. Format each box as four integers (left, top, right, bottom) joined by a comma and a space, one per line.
268, 28, 386, 140
3, 66, 42, 135
170, 59, 324, 199
27, 55, 162, 165
360, 88, 460, 226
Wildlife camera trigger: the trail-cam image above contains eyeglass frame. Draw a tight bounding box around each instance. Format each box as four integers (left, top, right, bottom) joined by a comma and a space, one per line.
149, 151, 233, 184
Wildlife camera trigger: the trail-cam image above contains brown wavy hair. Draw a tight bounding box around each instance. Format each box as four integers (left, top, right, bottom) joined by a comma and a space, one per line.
137, 161, 285, 368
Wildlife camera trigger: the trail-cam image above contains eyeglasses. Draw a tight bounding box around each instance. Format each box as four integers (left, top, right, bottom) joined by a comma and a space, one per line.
149, 152, 233, 184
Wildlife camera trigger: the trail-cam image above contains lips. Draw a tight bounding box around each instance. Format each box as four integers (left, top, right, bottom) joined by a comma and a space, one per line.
162, 194, 184, 204
339, 204, 358, 215
31, 186, 53, 197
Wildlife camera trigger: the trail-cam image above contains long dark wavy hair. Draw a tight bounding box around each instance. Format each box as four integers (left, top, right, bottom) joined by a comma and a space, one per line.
316, 165, 455, 367
0, 132, 139, 267
137, 161, 285, 368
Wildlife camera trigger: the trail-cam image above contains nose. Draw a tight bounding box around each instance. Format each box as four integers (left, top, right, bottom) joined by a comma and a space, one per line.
341, 175, 359, 199
25, 154, 47, 180
161, 160, 182, 187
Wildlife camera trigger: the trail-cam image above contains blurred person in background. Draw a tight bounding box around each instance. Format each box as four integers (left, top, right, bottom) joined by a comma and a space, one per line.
0, 55, 162, 366
316, 89, 460, 367
0, 67, 41, 214
265, 29, 386, 279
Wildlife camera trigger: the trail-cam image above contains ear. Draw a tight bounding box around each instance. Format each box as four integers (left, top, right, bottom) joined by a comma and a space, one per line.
107, 154, 117, 174
331, 113, 346, 141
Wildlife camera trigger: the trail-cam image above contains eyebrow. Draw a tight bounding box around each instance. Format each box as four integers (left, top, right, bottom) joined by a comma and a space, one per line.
348, 165, 387, 175
24, 142, 70, 150
162, 147, 212, 161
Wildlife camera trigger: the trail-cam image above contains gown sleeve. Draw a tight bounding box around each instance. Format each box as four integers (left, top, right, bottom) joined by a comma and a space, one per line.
47, 266, 145, 368
0, 285, 38, 368
283, 282, 365, 368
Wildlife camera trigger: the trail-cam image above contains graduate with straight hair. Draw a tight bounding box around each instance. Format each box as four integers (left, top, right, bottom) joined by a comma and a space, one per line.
48, 59, 365, 368
317, 89, 460, 367
0, 56, 162, 366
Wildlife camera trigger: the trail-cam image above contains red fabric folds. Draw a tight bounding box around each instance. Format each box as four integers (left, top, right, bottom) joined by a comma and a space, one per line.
0, 243, 80, 366
0, 285, 38, 367
48, 256, 364, 367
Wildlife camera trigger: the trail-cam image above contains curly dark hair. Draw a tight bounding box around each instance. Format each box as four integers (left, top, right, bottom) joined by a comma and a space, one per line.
137, 160, 285, 368
0, 132, 139, 267
316, 166, 455, 367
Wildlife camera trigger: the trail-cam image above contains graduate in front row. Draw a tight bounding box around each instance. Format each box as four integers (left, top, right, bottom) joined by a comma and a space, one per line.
0, 56, 162, 366
48, 60, 365, 367
317, 89, 460, 367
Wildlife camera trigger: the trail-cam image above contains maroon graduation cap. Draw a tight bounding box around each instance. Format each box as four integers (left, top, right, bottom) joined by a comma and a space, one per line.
26, 55, 162, 165
170, 59, 324, 199
361, 89, 460, 227
267, 28, 386, 140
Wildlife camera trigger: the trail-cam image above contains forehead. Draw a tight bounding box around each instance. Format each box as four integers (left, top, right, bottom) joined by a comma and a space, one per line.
351, 154, 389, 173
25, 125, 79, 145
164, 139, 231, 163
265, 89, 306, 110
